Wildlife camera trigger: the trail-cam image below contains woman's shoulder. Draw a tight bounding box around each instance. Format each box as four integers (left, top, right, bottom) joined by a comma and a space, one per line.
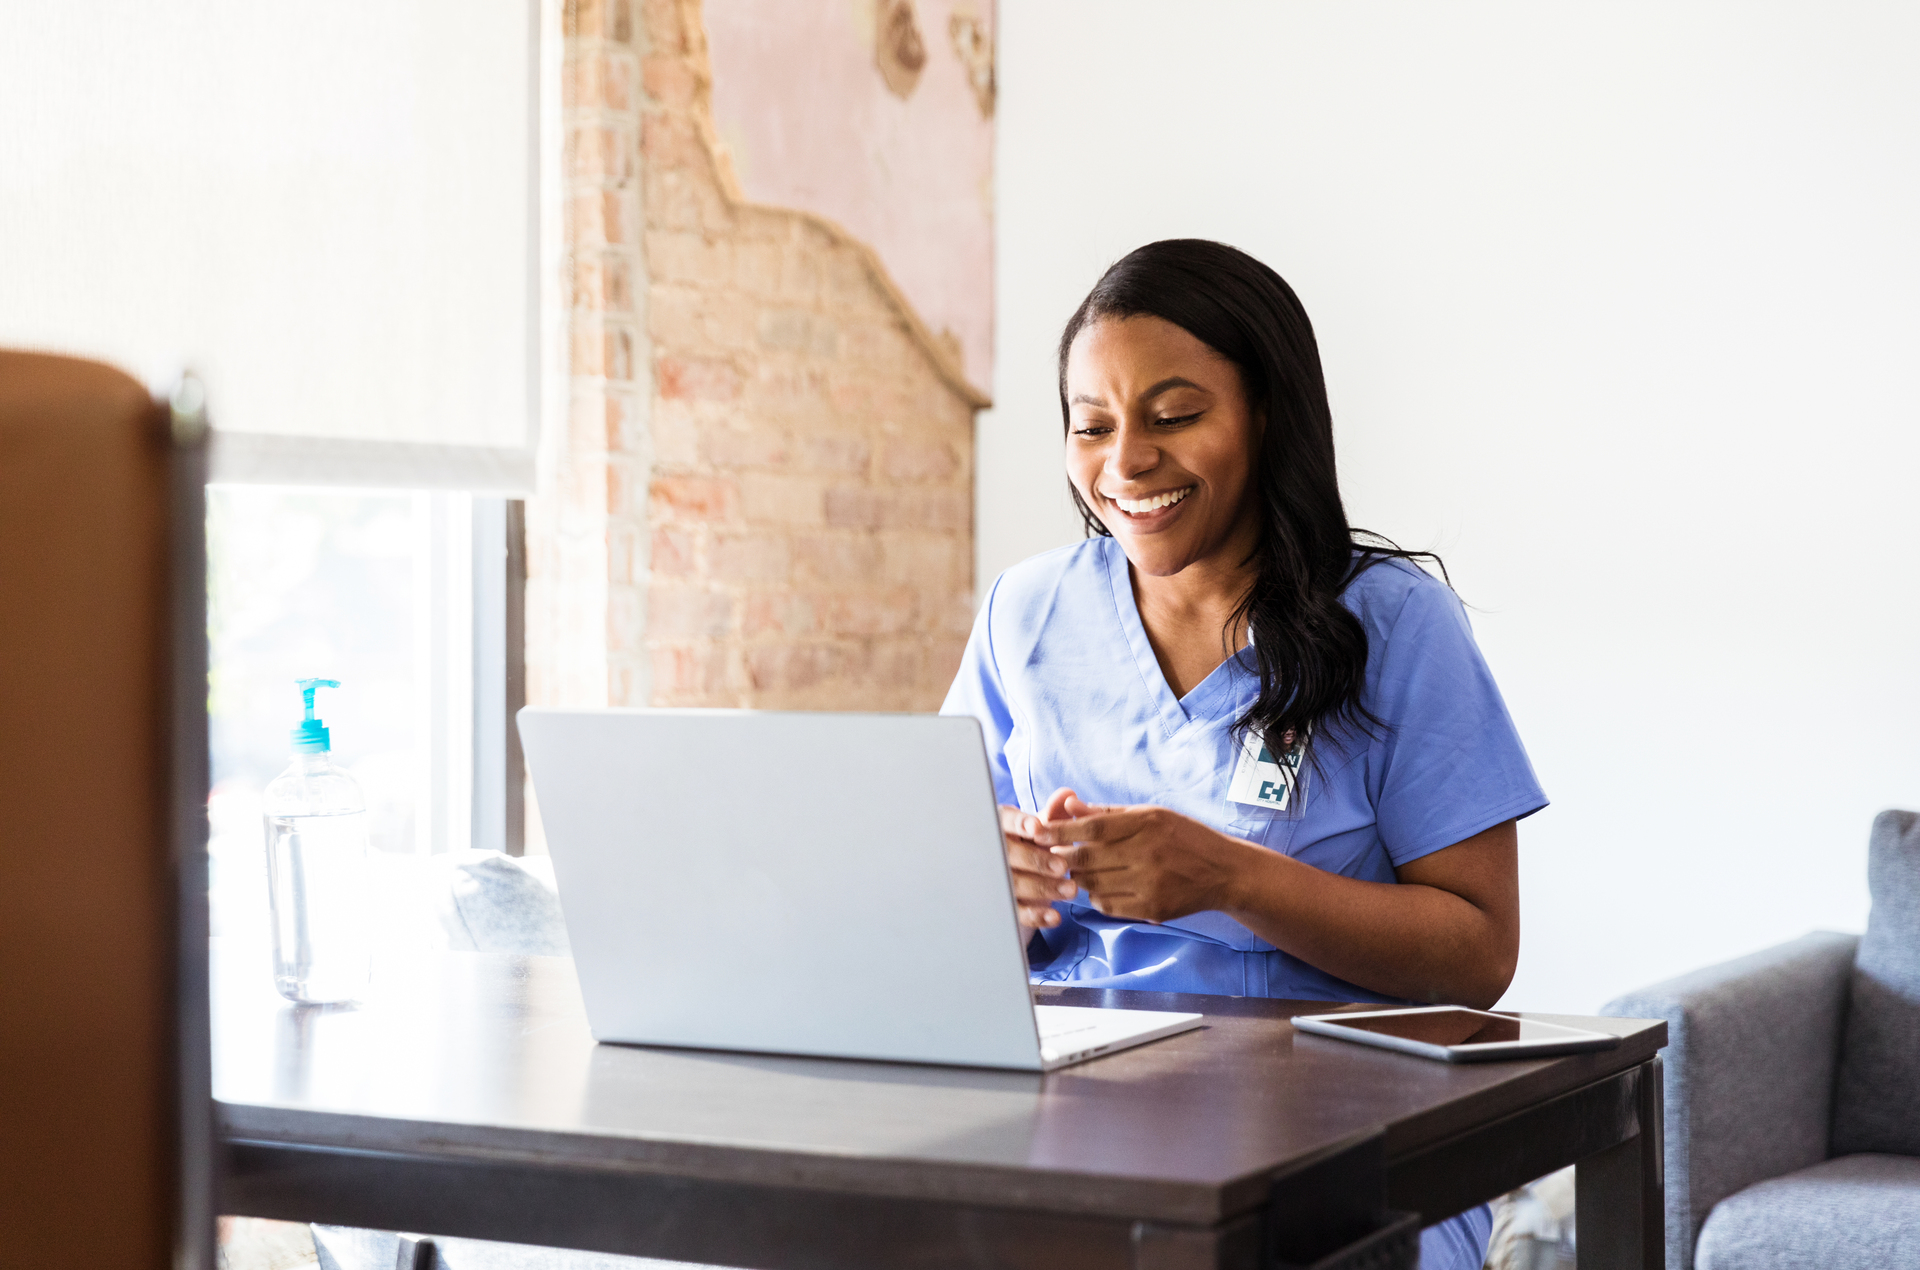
1339, 553, 1461, 636
983, 537, 1111, 614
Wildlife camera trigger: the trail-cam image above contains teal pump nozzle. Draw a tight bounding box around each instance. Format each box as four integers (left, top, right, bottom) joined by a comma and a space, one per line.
292, 678, 340, 753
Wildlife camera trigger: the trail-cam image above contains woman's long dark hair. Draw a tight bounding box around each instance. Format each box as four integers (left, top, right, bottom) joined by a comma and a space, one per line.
1057, 239, 1444, 759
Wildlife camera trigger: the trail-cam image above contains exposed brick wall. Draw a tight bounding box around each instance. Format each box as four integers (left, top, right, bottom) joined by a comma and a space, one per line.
524, 0, 641, 715
530, 0, 983, 721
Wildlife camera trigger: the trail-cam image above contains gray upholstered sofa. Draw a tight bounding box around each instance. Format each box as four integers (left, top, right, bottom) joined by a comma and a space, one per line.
1603, 809, 1920, 1270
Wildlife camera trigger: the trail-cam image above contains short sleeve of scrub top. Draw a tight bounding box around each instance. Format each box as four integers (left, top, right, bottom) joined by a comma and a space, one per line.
941, 535, 1548, 1004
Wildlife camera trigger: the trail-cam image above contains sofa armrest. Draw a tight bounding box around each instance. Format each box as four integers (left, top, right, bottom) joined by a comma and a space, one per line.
1602, 931, 1858, 1270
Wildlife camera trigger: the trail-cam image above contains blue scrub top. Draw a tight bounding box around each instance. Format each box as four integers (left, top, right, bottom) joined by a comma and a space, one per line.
941, 535, 1548, 1003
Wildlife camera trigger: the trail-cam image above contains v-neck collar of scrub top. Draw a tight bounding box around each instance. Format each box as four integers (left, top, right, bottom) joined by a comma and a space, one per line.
1101, 536, 1253, 739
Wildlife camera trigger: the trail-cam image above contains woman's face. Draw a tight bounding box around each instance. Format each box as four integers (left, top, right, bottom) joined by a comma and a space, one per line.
1064, 315, 1263, 580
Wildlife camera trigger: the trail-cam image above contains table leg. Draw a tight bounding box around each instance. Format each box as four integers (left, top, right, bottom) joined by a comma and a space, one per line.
1576, 1056, 1664, 1270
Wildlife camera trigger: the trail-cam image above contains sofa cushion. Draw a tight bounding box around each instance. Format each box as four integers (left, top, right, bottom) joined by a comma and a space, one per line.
1693, 1154, 1920, 1270
1831, 809, 1920, 1156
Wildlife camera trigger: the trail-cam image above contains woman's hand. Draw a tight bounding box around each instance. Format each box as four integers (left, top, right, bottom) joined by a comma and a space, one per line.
1018, 789, 1520, 1007
1039, 784, 1520, 1006
1030, 789, 1255, 924
999, 805, 1077, 928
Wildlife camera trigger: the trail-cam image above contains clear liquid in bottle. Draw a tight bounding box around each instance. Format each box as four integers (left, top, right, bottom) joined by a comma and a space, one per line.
265, 808, 371, 1003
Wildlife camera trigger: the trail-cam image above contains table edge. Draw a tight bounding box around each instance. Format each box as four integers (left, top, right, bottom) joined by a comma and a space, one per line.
217, 1099, 1342, 1226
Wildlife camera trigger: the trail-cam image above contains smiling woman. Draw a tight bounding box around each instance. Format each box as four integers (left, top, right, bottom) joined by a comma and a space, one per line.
1061, 317, 1264, 698
941, 239, 1550, 1270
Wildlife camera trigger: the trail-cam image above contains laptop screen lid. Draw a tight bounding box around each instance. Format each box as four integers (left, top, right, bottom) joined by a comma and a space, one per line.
517, 708, 1045, 1070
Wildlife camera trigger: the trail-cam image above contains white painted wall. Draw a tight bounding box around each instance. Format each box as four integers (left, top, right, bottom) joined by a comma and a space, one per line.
984, 0, 1920, 1012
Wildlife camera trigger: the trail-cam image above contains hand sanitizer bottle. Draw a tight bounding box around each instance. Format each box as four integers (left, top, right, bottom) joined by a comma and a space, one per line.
262, 678, 372, 1003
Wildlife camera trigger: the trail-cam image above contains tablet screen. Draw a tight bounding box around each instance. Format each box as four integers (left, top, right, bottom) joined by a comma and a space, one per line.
1327, 1009, 1585, 1047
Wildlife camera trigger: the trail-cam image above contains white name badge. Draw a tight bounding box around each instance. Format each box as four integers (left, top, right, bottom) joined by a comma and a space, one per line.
1228, 728, 1306, 812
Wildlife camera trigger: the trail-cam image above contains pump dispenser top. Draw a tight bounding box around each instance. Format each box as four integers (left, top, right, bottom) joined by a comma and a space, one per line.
292, 677, 339, 753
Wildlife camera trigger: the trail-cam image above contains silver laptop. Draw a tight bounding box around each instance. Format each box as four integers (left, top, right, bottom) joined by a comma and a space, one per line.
517, 708, 1203, 1071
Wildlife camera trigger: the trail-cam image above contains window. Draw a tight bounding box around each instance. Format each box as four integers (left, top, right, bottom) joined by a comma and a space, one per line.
204, 487, 524, 948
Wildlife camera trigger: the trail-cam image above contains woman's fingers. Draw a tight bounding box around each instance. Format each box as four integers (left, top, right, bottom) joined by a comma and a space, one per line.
1002, 801, 1074, 926
1052, 841, 1128, 877
1032, 809, 1136, 846
1005, 834, 1068, 877
1037, 790, 1135, 843
1010, 866, 1076, 903
1001, 804, 1070, 880
1016, 901, 1061, 929
1011, 851, 1077, 903
999, 803, 1041, 841
1008, 837, 1074, 891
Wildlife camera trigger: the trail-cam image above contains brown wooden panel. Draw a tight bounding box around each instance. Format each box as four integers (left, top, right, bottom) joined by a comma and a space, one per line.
225, 1140, 1148, 1270
0, 351, 181, 1268
1387, 1065, 1643, 1223
1574, 1056, 1665, 1270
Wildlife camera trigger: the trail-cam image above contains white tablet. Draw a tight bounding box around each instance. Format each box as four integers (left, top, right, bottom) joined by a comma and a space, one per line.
1290, 1006, 1621, 1063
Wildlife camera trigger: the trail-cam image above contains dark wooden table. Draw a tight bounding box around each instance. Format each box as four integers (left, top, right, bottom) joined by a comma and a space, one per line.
213, 947, 1665, 1269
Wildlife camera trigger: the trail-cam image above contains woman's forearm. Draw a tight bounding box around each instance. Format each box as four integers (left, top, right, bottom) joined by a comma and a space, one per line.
1033, 796, 1520, 1007
1216, 824, 1519, 1008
